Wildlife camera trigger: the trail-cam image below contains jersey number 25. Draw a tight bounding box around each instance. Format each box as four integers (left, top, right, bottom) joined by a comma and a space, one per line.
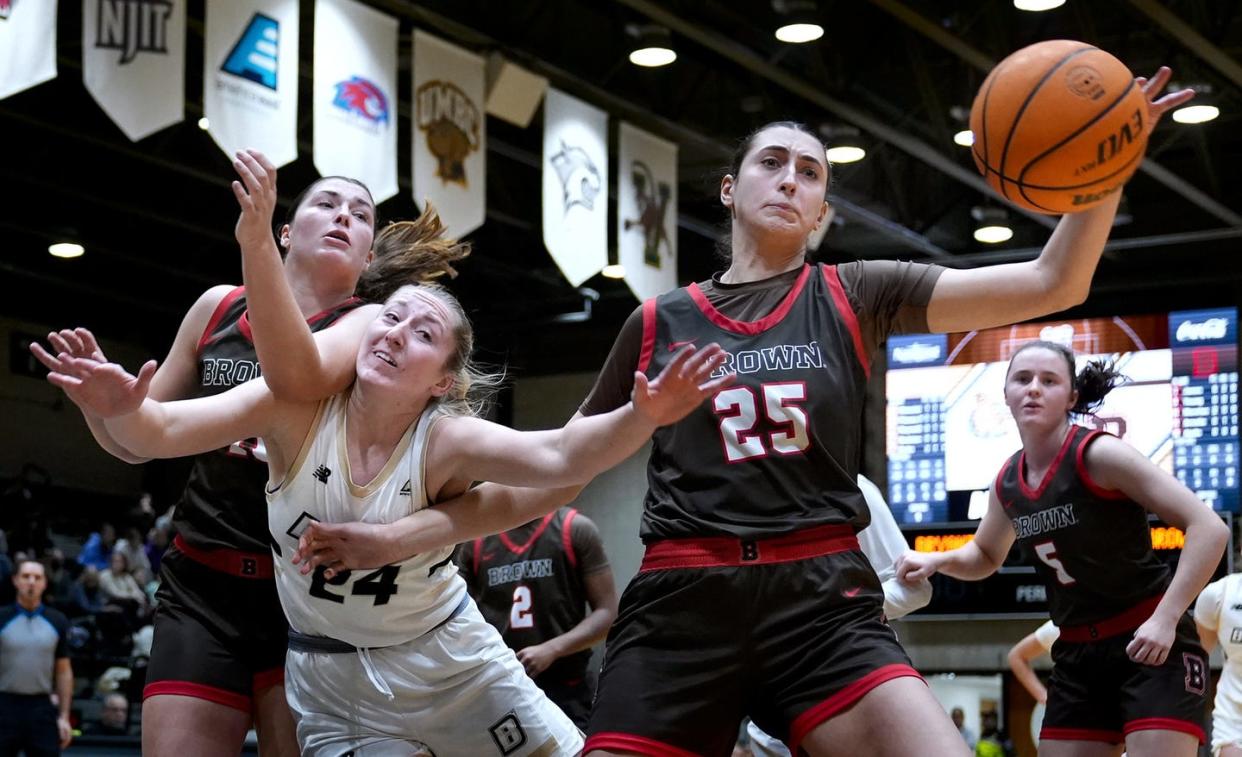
713, 383, 810, 462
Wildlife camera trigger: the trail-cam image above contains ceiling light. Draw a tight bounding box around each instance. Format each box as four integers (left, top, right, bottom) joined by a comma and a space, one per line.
627, 25, 676, 68
971, 206, 1012, 244
48, 242, 85, 258
773, 0, 823, 43
602, 264, 626, 279
825, 145, 865, 163
1171, 104, 1219, 124
954, 129, 975, 147
197, 117, 210, 130
1013, 0, 1066, 10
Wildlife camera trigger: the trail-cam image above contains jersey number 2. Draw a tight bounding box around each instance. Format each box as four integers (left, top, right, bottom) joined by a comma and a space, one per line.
713, 383, 810, 462
1034, 542, 1076, 586
510, 585, 534, 629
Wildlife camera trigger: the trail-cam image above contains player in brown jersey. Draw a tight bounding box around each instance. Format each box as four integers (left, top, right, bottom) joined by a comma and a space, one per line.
898, 341, 1228, 757
31, 152, 466, 757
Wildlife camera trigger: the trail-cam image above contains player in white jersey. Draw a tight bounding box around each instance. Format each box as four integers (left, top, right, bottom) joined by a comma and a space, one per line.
1195, 573, 1242, 756
46, 282, 731, 756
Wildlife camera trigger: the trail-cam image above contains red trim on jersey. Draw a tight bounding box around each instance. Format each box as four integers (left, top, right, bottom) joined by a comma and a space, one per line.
788, 664, 924, 752
562, 508, 579, 570
252, 667, 284, 693
639, 524, 858, 571
143, 681, 250, 713
820, 265, 870, 379
1075, 429, 1129, 500
197, 286, 246, 354
1058, 593, 1164, 642
1016, 425, 1077, 501
1124, 717, 1206, 744
687, 264, 812, 336
173, 534, 274, 579
582, 732, 700, 757
637, 298, 657, 374
498, 512, 558, 556
237, 296, 364, 343
1039, 727, 1123, 744
471, 538, 483, 574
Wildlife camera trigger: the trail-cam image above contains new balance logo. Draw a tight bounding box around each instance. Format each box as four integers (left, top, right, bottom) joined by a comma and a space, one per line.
399, 479, 412, 496
95, 0, 172, 64
1232, 628, 1242, 644
313, 465, 331, 484
0, 0, 13, 21
1232, 603, 1242, 611
221, 12, 279, 90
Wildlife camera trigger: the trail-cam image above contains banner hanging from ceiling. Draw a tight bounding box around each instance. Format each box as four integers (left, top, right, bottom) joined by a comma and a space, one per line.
617, 121, 678, 301
542, 88, 608, 286
313, 0, 398, 202
203, 0, 300, 166
0, 0, 58, 101
83, 0, 187, 141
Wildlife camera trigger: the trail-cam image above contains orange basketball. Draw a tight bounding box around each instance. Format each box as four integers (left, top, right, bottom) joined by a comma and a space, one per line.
970, 40, 1148, 214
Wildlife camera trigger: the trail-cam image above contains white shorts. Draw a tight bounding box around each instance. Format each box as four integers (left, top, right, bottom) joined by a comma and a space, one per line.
1214, 710, 1242, 756
285, 602, 584, 756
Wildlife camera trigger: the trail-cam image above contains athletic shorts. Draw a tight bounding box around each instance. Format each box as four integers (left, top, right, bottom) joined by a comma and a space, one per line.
143, 543, 288, 712
537, 672, 594, 730
585, 526, 922, 757
1041, 605, 1207, 745
285, 601, 583, 756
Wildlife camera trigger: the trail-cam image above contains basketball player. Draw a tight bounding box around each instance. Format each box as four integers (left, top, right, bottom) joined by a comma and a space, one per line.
897, 342, 1228, 757
460, 507, 619, 727
287, 68, 1192, 756
46, 279, 728, 755
29, 158, 461, 756
1194, 572, 1242, 756
1009, 619, 1060, 706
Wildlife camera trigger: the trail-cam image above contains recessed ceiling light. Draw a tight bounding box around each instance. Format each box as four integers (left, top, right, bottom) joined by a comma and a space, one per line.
1171, 104, 1219, 124
49, 243, 85, 258
602, 264, 626, 279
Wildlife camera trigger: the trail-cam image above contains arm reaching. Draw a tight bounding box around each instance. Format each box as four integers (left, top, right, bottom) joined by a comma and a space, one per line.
895, 486, 1015, 584
431, 344, 731, 490
1007, 625, 1054, 705
926, 67, 1196, 334
232, 148, 378, 400
855, 475, 931, 619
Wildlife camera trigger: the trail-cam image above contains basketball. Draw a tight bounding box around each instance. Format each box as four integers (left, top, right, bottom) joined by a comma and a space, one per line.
970, 40, 1148, 214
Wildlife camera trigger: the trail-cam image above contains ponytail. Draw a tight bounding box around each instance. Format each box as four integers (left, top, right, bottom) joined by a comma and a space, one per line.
355, 202, 470, 303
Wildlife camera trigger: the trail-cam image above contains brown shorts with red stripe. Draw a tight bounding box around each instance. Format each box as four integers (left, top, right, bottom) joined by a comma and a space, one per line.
1042, 596, 1208, 745
584, 525, 922, 757
143, 538, 288, 713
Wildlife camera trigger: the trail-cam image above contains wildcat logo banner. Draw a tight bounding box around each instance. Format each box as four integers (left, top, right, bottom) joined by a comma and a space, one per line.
83, 0, 186, 141
412, 30, 486, 238
0, 0, 57, 101
617, 122, 678, 301
314, 0, 398, 202
542, 88, 608, 286
203, 0, 299, 166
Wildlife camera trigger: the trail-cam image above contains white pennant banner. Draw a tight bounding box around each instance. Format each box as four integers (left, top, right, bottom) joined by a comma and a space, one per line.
617, 122, 678, 301
0, 0, 57, 101
83, 0, 186, 141
542, 89, 608, 286
411, 30, 486, 238
313, 0, 398, 202
203, 0, 299, 166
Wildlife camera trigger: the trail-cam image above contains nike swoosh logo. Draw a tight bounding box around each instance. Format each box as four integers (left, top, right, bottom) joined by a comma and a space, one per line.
668, 340, 696, 351
843, 587, 862, 598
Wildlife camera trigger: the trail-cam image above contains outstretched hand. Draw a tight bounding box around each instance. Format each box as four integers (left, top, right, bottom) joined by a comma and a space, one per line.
39, 350, 157, 419
894, 550, 941, 584
231, 148, 280, 252
1138, 66, 1196, 129
30, 328, 130, 415
293, 520, 395, 578
631, 343, 733, 426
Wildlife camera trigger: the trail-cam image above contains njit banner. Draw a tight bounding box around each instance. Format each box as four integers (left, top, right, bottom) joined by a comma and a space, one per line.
313, 0, 398, 202
203, 0, 299, 166
83, 0, 187, 141
411, 30, 486, 238
617, 122, 678, 301
542, 88, 608, 286
0, 0, 57, 101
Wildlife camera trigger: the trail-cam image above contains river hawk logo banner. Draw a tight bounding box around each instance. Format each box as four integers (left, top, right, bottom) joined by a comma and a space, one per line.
542, 88, 608, 286
412, 30, 486, 238
0, 0, 56, 101
203, 0, 299, 167
83, 0, 185, 141
618, 122, 678, 301
314, 0, 398, 202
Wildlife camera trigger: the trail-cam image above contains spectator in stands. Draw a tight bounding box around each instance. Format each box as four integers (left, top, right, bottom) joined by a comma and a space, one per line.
0, 529, 14, 607
69, 566, 107, 617
76, 522, 117, 572
0, 560, 74, 753
98, 552, 148, 621
44, 549, 75, 612
143, 522, 170, 582
84, 692, 136, 737
114, 526, 152, 586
